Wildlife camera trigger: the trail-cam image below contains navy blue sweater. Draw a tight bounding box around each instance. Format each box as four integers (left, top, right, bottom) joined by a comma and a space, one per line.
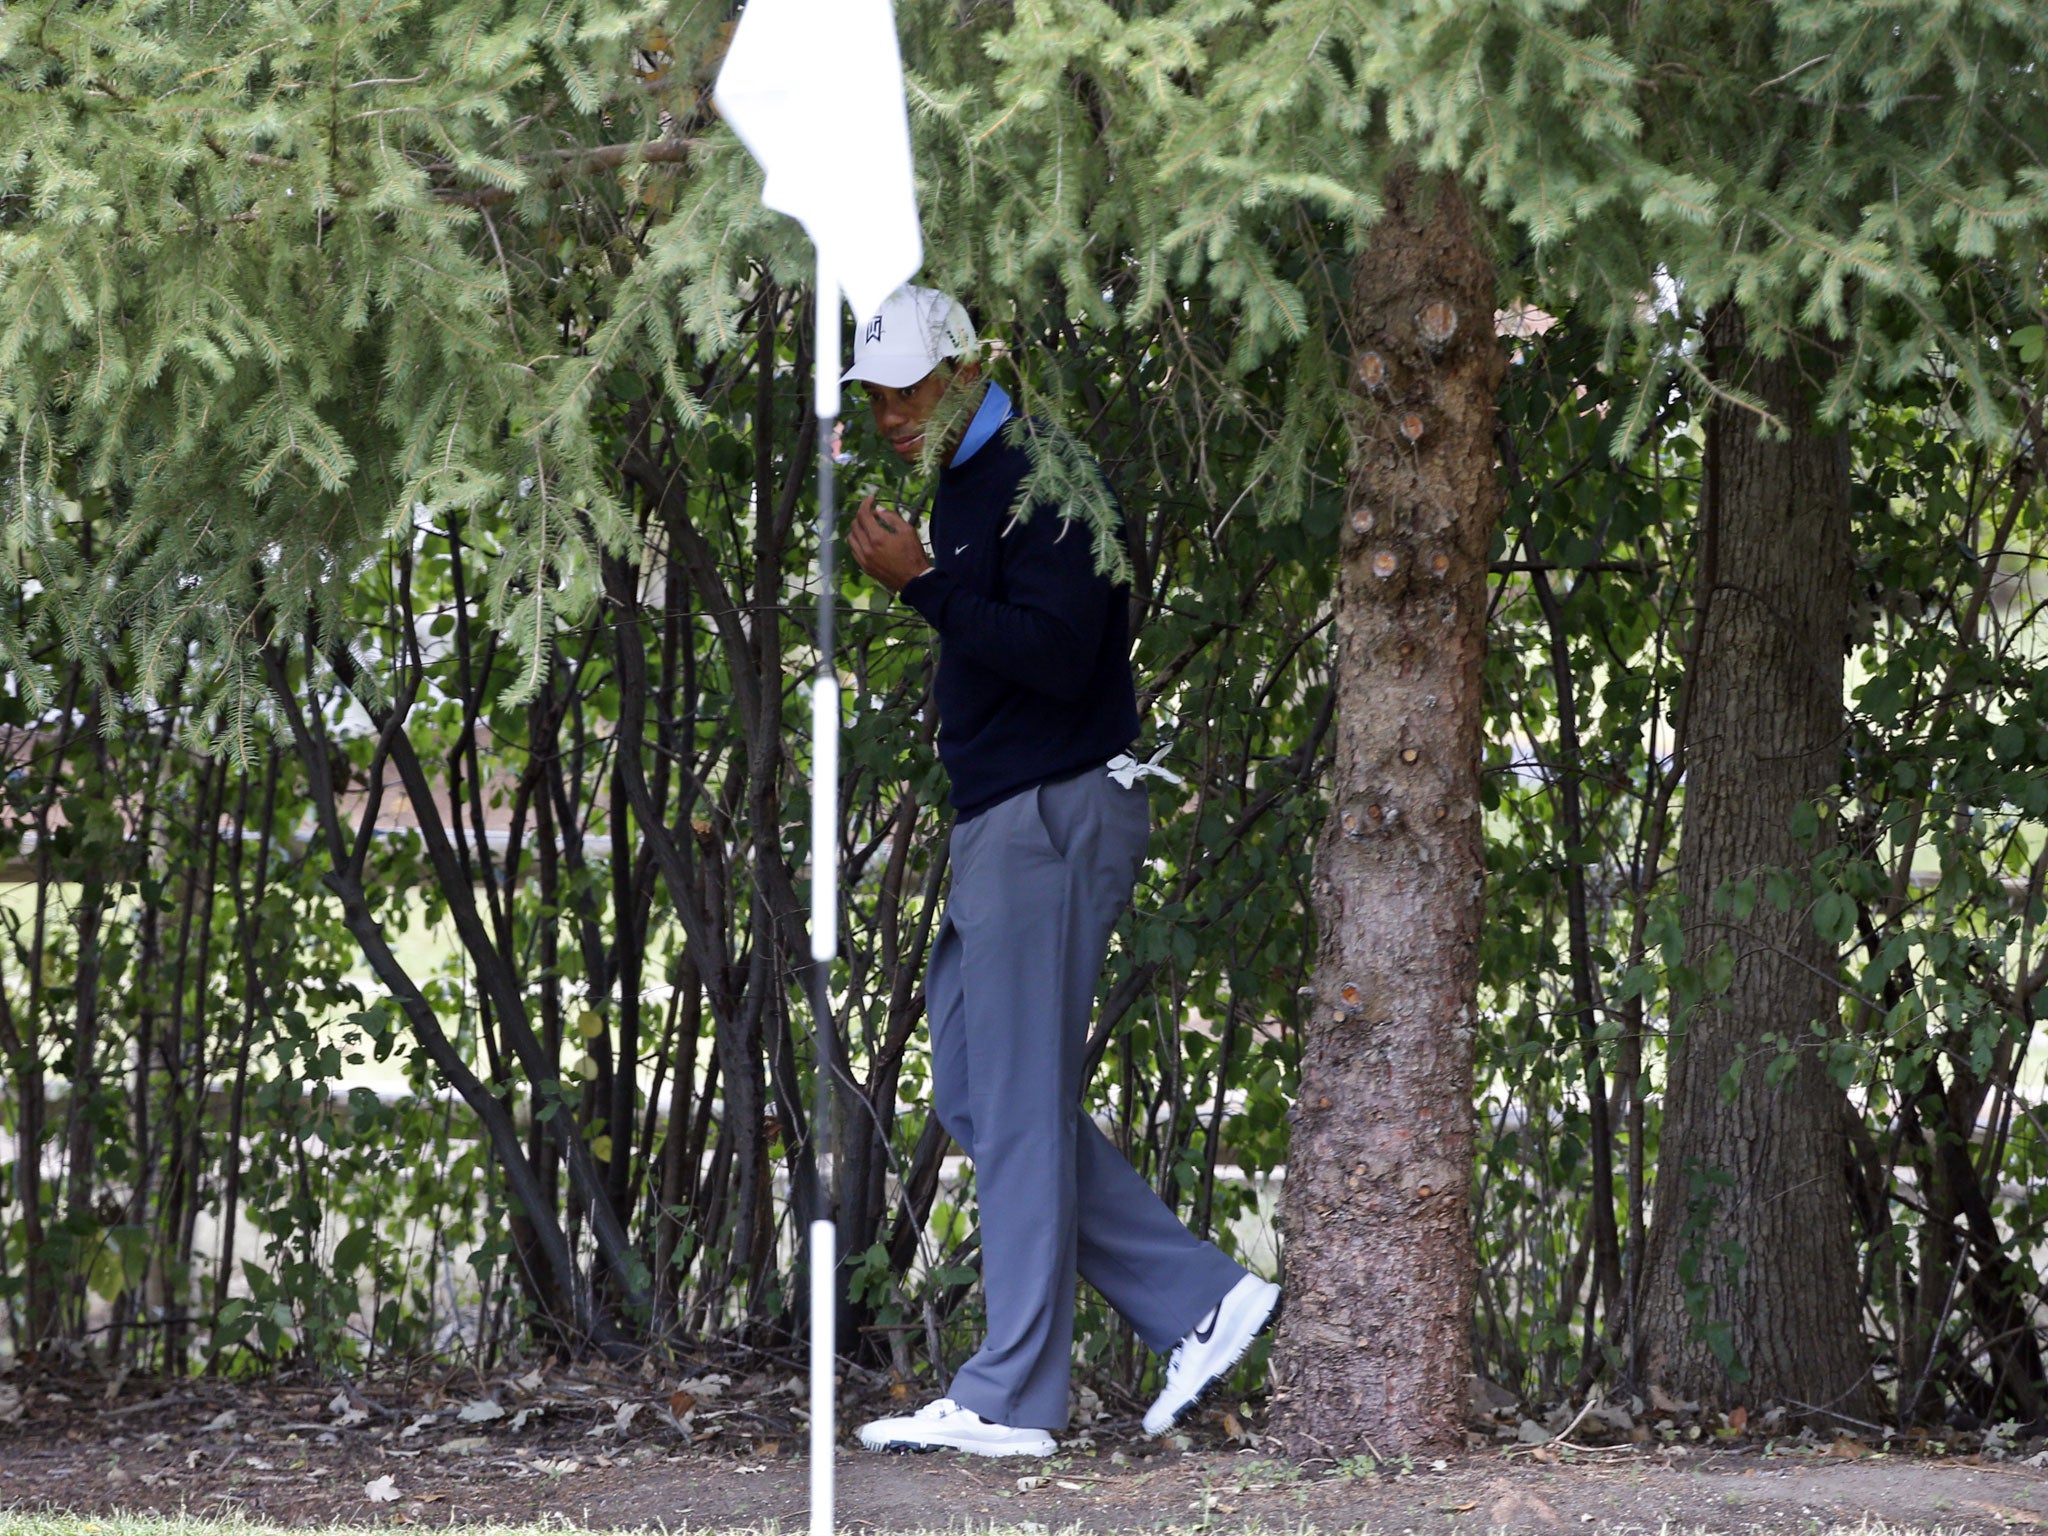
898, 418, 1138, 819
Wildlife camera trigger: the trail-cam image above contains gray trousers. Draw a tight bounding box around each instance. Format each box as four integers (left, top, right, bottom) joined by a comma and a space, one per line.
929, 766, 1248, 1430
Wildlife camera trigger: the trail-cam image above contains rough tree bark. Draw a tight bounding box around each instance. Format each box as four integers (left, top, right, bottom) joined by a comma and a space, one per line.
1637, 312, 1876, 1419
1273, 168, 1502, 1455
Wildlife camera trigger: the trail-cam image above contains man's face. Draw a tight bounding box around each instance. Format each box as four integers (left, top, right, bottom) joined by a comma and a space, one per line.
863, 362, 977, 464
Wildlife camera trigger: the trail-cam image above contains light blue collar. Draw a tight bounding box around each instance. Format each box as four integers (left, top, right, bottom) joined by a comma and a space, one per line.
949, 381, 1012, 468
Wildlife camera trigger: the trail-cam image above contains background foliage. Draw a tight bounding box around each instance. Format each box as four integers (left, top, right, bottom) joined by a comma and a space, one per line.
2, 0, 2046, 1429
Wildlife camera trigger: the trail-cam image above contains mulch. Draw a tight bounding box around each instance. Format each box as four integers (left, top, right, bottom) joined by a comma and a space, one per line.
3, 1360, 2046, 1533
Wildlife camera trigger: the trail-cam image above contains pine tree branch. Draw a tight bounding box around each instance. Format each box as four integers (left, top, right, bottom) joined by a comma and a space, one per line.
432, 138, 707, 206
209, 139, 707, 213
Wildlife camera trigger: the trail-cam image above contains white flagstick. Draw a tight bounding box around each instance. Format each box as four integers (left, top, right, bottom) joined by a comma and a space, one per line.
808, 1215, 835, 1536
811, 255, 841, 969
808, 255, 841, 1536
713, 6, 918, 1526
811, 663, 839, 957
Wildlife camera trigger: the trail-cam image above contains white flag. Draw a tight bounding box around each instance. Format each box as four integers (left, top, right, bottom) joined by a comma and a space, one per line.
714, 0, 923, 324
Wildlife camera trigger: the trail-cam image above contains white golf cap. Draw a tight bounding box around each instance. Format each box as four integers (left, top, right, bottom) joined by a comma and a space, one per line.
842, 285, 976, 389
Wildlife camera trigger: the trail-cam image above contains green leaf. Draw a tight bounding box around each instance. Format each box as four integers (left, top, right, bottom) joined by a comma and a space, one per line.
1702, 941, 1736, 996
332, 1226, 377, 1274
1716, 1051, 1746, 1105
1812, 891, 1857, 946
1724, 877, 1757, 922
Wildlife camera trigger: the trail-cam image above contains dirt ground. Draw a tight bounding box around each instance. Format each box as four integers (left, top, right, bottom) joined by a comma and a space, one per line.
3, 1364, 2046, 1534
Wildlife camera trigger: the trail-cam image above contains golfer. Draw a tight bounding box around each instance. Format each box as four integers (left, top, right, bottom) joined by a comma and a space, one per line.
843, 286, 1281, 1457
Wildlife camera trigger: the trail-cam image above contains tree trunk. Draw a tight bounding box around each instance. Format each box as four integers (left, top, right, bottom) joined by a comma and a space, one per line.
1637, 312, 1875, 1419
1272, 167, 1501, 1455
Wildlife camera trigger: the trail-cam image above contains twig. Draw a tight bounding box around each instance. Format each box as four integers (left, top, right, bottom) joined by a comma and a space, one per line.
1780, 1396, 1890, 1437
1551, 1389, 1604, 1447
1490, 559, 1661, 575
1751, 54, 1832, 94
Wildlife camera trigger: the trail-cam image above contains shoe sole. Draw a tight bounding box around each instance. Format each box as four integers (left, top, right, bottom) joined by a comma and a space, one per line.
1144, 1286, 1285, 1436
861, 1435, 1055, 1458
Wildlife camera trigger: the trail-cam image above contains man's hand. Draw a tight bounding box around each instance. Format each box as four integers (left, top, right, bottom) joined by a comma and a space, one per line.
849, 494, 932, 593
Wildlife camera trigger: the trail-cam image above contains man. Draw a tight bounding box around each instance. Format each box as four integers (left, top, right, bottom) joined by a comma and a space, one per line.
843, 285, 1281, 1458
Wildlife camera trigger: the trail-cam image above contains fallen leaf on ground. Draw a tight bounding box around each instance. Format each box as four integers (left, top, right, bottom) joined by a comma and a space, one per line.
1965, 1502, 2043, 1527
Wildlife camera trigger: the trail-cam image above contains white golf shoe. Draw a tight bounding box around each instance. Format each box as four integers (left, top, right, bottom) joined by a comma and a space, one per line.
1142, 1273, 1283, 1435
856, 1396, 1056, 1457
